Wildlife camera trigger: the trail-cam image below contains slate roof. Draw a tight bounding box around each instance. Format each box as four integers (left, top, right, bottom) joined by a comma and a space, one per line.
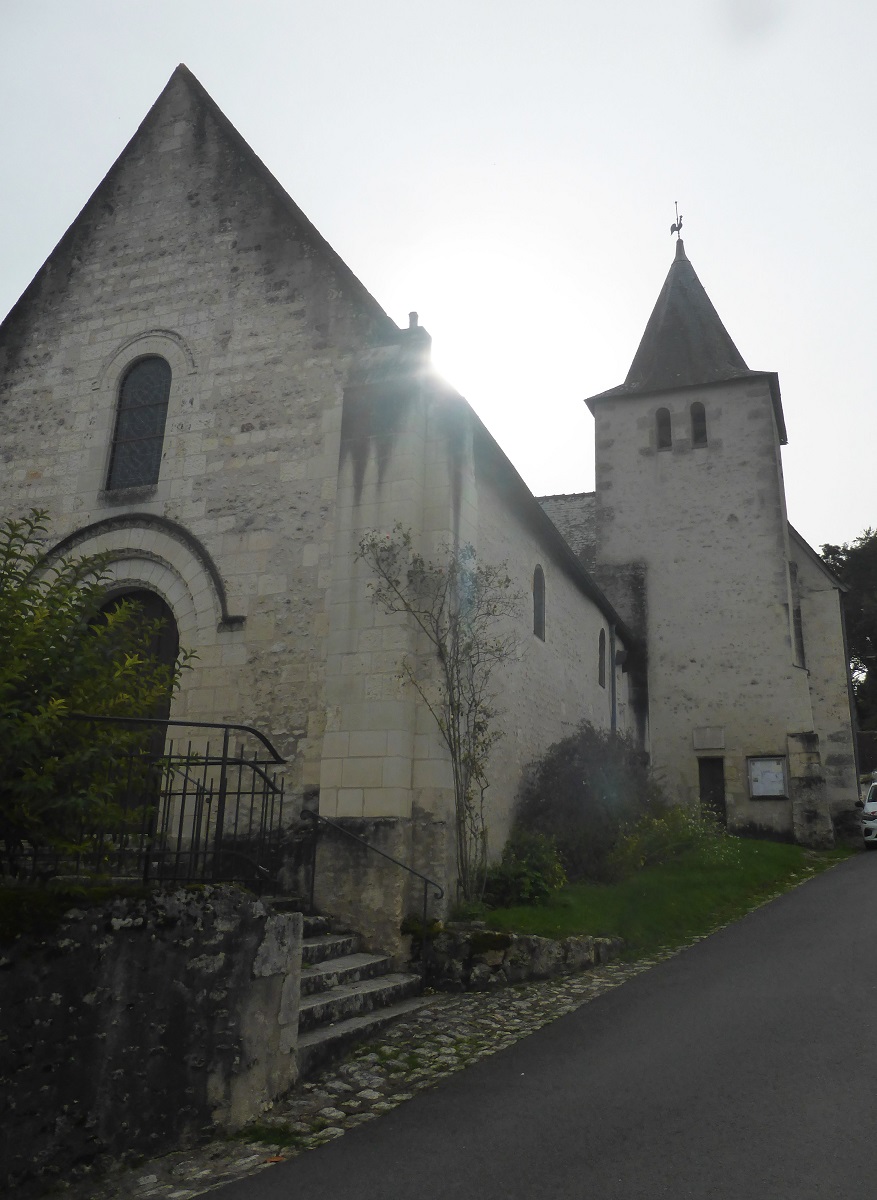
585, 239, 787, 444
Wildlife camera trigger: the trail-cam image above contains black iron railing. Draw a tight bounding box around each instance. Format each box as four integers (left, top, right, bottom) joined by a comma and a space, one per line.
300, 808, 444, 968
4, 715, 287, 891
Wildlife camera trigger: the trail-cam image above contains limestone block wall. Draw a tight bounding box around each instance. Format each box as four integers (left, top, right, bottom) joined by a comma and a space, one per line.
319, 340, 436, 828
0, 887, 302, 1196
792, 534, 859, 832
593, 377, 816, 836
317, 368, 633, 921
470, 437, 632, 859
0, 68, 398, 801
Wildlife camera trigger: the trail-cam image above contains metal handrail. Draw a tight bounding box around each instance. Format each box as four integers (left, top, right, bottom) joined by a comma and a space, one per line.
300, 808, 444, 969
65, 713, 287, 763
30, 713, 290, 890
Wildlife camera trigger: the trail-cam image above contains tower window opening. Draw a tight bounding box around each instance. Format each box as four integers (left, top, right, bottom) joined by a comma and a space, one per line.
598, 628, 606, 687
691, 401, 708, 447
656, 408, 672, 450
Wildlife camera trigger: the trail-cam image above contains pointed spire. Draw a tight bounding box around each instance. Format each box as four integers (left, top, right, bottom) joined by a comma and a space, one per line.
583, 240, 787, 445
622, 239, 752, 394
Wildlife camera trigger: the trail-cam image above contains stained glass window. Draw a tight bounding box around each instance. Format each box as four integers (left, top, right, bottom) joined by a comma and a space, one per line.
106, 357, 171, 490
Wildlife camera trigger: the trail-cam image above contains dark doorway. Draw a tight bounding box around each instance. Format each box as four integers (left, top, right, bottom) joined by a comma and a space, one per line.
101, 589, 179, 722
99, 585, 179, 734
698, 757, 727, 825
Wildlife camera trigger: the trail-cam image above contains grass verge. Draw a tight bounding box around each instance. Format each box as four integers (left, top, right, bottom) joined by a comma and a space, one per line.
486, 840, 856, 956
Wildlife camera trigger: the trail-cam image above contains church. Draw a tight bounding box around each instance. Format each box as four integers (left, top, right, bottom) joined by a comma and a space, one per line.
0, 67, 857, 933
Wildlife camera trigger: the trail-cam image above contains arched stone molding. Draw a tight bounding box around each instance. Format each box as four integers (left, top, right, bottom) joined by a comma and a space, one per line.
99, 559, 200, 646
92, 329, 197, 393
89, 331, 199, 502
44, 515, 246, 639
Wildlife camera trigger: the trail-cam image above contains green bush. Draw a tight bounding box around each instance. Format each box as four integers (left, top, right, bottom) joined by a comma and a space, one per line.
484, 830, 567, 907
515, 722, 666, 882
608, 805, 739, 879
0, 510, 192, 878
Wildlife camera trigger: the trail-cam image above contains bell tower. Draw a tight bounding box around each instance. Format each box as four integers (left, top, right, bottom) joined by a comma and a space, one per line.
585, 239, 839, 845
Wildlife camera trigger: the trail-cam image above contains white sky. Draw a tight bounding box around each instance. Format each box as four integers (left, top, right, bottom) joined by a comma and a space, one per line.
1, 0, 874, 550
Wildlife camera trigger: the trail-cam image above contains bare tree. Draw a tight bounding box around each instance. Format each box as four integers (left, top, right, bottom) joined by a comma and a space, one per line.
357, 526, 520, 901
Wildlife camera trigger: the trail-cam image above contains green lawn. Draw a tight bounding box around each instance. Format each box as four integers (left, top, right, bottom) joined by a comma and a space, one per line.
486, 840, 856, 956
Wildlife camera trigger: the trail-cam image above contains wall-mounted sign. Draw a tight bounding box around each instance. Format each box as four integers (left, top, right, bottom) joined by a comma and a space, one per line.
748, 756, 787, 798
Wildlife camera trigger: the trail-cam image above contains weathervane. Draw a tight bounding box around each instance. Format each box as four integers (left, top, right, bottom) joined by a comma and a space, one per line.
670, 201, 683, 238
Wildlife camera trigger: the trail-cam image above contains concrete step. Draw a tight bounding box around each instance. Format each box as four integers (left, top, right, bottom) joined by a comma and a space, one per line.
298, 971, 422, 1032
261, 895, 306, 914
296, 995, 434, 1077
300, 951, 392, 997
302, 932, 358, 965
302, 914, 331, 937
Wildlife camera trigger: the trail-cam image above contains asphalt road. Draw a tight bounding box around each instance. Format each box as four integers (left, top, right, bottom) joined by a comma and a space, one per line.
213, 853, 877, 1200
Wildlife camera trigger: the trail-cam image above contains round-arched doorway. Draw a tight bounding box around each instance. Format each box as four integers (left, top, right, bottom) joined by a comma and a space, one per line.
100, 589, 179, 722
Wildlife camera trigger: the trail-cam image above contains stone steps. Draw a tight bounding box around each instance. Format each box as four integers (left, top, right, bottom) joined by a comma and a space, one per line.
300, 951, 395, 997
296, 995, 433, 1079
261, 899, 426, 1076
293, 912, 425, 1075
302, 932, 358, 965
298, 971, 422, 1032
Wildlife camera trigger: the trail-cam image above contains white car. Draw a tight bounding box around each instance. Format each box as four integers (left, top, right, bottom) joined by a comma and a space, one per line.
856, 783, 877, 848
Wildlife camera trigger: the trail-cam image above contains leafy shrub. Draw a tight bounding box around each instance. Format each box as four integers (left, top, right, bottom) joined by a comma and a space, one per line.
608, 805, 739, 879
515, 722, 666, 882
484, 830, 567, 907
0, 510, 192, 877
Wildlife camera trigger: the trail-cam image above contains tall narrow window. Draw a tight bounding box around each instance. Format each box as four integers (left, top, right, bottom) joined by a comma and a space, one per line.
789, 562, 806, 667
691, 401, 708, 447
533, 565, 545, 640
598, 628, 606, 687
656, 407, 672, 450
107, 356, 172, 490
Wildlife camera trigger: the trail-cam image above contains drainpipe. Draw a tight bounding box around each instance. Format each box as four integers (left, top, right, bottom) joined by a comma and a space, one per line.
609, 624, 617, 734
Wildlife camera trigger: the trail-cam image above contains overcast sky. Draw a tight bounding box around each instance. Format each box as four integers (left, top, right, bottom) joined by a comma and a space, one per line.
2, 0, 874, 550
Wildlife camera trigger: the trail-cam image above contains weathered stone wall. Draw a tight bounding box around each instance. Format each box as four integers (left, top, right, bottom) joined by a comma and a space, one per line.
470, 435, 634, 860
0, 886, 301, 1195
593, 377, 823, 839
0, 67, 398, 801
317, 366, 635, 923
791, 534, 859, 834
424, 924, 623, 990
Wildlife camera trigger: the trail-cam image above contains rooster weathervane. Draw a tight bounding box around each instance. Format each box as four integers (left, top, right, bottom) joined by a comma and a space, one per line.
670, 201, 683, 238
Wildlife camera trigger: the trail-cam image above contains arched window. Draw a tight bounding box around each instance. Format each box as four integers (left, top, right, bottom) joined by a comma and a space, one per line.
107, 357, 172, 490
691, 401, 708, 447
598, 628, 606, 688
656, 407, 672, 450
533, 565, 545, 640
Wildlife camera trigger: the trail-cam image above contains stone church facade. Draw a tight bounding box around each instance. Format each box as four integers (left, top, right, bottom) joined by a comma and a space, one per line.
0, 68, 857, 931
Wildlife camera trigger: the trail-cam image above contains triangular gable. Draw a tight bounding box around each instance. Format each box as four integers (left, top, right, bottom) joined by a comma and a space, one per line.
0, 65, 397, 345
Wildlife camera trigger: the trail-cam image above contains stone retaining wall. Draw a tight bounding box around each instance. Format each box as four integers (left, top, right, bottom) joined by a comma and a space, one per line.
0, 886, 301, 1196
425, 923, 624, 990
